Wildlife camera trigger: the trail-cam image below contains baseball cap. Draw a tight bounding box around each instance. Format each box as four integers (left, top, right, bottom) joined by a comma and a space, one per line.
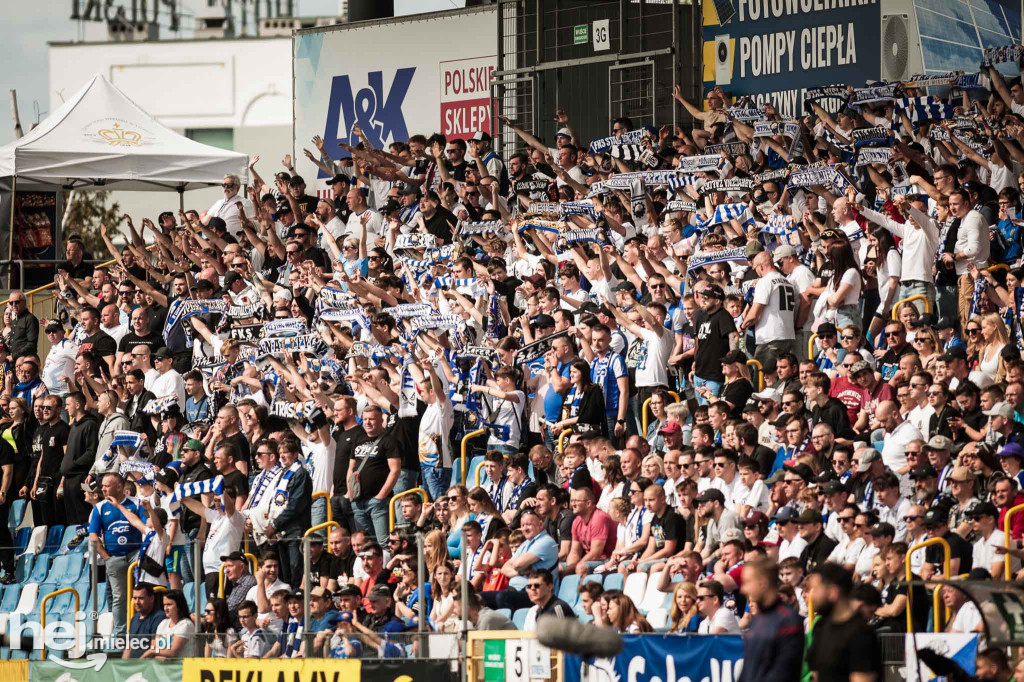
614, 281, 637, 293
472, 131, 492, 142
81, 478, 100, 495
784, 463, 815, 481
821, 480, 846, 495
533, 314, 556, 330
922, 509, 948, 527
153, 347, 172, 361
868, 522, 896, 537
336, 584, 361, 598
774, 507, 800, 523
721, 528, 744, 543
703, 284, 725, 299
184, 439, 205, 452
984, 402, 1015, 419
936, 316, 957, 330
948, 466, 974, 483
942, 347, 968, 362
752, 387, 781, 403
155, 468, 180, 488
658, 421, 682, 435
857, 449, 880, 473
797, 509, 823, 525
745, 241, 764, 258
288, 590, 304, 601
772, 245, 798, 262
338, 611, 354, 623
223, 271, 243, 287
742, 400, 760, 413
849, 360, 871, 376
45, 321, 63, 334
721, 350, 748, 365
368, 585, 393, 602
909, 314, 937, 329
330, 174, 349, 185
969, 501, 999, 519
398, 185, 421, 197
910, 464, 938, 480
310, 586, 331, 600
556, 127, 572, 139
744, 511, 769, 527
694, 488, 725, 505
381, 198, 401, 214
999, 443, 1024, 459
220, 551, 245, 562
191, 278, 215, 292
925, 435, 953, 451
816, 322, 837, 336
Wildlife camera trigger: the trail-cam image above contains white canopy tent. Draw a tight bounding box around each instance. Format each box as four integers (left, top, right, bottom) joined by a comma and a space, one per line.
0, 73, 249, 192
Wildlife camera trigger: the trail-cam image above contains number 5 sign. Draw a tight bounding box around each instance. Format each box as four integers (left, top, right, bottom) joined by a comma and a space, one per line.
592, 19, 610, 51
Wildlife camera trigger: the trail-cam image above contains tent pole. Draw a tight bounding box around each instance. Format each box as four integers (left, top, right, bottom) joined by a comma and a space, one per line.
178, 186, 185, 213
8, 175, 14, 290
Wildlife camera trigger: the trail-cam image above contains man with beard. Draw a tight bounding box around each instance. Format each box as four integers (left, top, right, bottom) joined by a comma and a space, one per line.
737, 557, 804, 682
805, 563, 882, 682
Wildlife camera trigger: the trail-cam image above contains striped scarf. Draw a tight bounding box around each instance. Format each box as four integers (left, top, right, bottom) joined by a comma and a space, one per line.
170, 475, 225, 504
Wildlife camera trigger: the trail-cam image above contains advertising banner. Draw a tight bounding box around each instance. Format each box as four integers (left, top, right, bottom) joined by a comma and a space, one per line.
702, 0, 881, 116
182, 657, 359, 682
904, 633, 978, 682
0, 661, 27, 682
564, 634, 744, 682
360, 659, 455, 682
31, 659, 181, 682
293, 7, 497, 185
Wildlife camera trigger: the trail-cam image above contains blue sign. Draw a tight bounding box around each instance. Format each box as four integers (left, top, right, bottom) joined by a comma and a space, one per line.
319, 68, 416, 179
702, 0, 881, 116
564, 634, 744, 682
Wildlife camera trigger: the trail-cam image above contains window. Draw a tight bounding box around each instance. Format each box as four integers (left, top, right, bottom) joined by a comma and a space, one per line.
185, 128, 234, 151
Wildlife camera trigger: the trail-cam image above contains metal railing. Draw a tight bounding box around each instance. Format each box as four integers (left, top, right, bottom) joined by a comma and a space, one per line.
459, 428, 488, 485
891, 295, 930, 320
746, 359, 764, 391
640, 391, 682, 437
906, 537, 950, 633
312, 491, 333, 525
390, 488, 429, 532
557, 428, 573, 454
40, 586, 80, 660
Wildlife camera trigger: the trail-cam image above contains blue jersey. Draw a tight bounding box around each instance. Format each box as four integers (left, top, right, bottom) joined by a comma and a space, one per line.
543, 362, 572, 422
591, 351, 628, 416
89, 496, 147, 556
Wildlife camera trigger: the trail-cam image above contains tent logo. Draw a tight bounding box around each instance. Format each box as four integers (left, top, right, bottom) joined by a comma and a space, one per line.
98, 123, 142, 147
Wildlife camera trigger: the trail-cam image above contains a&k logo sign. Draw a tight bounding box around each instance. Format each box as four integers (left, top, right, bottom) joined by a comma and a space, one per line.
320, 69, 415, 179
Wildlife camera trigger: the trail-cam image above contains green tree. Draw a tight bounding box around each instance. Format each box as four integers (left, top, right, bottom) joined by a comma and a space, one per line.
61, 190, 125, 259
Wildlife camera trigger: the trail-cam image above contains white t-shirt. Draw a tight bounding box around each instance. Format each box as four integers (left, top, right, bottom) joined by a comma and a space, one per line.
208, 195, 256, 238
138, 529, 169, 587
698, 606, 741, 634
949, 601, 982, 634
787, 265, 817, 332
733, 479, 770, 514
752, 271, 796, 343
155, 492, 186, 545
203, 507, 245, 573
778, 535, 808, 561
419, 399, 455, 468
150, 369, 186, 411
833, 268, 862, 307
345, 209, 384, 241
42, 338, 78, 395
245, 578, 291, 606
635, 327, 673, 388
302, 440, 335, 495
487, 391, 525, 448
156, 617, 196, 644
973, 529, 1008, 576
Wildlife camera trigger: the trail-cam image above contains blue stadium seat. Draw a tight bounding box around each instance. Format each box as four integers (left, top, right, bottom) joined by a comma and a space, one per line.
512, 608, 530, 630
7, 499, 26, 533
602, 573, 623, 592
13, 554, 32, 584
557, 574, 580, 608
33, 583, 59, 612
27, 553, 51, 583
496, 608, 511, 619
58, 555, 85, 585
0, 584, 20, 613
13, 528, 31, 555
0, 646, 9, 660
9, 649, 27, 660
43, 526, 65, 555
86, 582, 108, 613
72, 579, 90, 607
583, 574, 602, 585
47, 556, 71, 585
59, 526, 84, 552
184, 582, 194, 612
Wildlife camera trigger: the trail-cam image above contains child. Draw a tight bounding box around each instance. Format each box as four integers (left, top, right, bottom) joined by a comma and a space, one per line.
328, 612, 364, 658
114, 497, 168, 587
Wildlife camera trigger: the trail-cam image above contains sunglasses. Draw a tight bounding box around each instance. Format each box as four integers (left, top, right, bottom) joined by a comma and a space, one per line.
222, 183, 237, 188
526, 583, 545, 590
966, 328, 980, 335
839, 517, 855, 523
713, 462, 726, 468
782, 400, 798, 406
885, 331, 903, 338
904, 515, 923, 521
841, 334, 857, 340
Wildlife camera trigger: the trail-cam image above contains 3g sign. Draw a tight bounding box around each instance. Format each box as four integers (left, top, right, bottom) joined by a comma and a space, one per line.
593, 19, 611, 51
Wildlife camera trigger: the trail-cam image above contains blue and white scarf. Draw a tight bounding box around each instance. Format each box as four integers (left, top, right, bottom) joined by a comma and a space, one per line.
687, 246, 749, 272
262, 319, 307, 338
170, 475, 225, 504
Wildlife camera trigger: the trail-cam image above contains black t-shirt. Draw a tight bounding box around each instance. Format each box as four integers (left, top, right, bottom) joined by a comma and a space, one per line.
330, 551, 357, 584
925, 531, 973, 575
221, 469, 250, 501
35, 421, 71, 476
422, 208, 458, 244
215, 432, 251, 470
880, 575, 929, 632
649, 508, 683, 552
385, 402, 426, 473
721, 379, 754, 419
58, 260, 94, 281
811, 398, 855, 440
333, 424, 365, 496
118, 331, 163, 354
545, 508, 573, 546
147, 306, 168, 336
351, 432, 402, 500
295, 194, 318, 215
694, 307, 736, 382
806, 612, 882, 682
879, 344, 916, 382
81, 330, 117, 359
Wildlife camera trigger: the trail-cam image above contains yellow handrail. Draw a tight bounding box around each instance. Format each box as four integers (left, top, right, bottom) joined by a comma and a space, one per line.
641, 392, 682, 437
557, 428, 573, 454
987, 264, 1010, 273
807, 595, 813, 629
473, 459, 489, 488
304, 521, 340, 538
460, 428, 488, 485
1004, 503, 1024, 579
389, 488, 428, 532
746, 359, 764, 391
312, 491, 333, 525
217, 554, 260, 598
891, 295, 930, 320
41, 586, 81, 661
126, 560, 138, 634
245, 553, 259, 574
906, 537, 950, 633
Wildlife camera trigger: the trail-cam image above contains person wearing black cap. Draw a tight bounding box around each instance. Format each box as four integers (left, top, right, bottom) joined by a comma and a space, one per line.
920, 508, 973, 579
416, 188, 457, 244
692, 283, 738, 405
796, 509, 837, 574
694, 488, 740, 562
968, 501, 1008, 578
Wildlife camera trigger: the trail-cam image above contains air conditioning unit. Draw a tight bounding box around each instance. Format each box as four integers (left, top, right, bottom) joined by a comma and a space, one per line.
259, 17, 302, 37
107, 21, 158, 42
881, 14, 911, 82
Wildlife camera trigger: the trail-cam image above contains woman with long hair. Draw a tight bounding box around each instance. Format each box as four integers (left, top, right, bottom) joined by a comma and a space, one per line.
913, 327, 943, 373
445, 485, 472, 559
964, 318, 983, 368
839, 325, 875, 366
867, 226, 903, 340
424, 529, 451, 575
604, 589, 653, 633
818, 240, 863, 330
597, 455, 627, 513
969, 313, 1009, 387
645, 390, 671, 451
202, 597, 237, 658
429, 561, 459, 632
467, 487, 507, 540
144, 590, 194, 659
719, 350, 754, 419
928, 383, 960, 440
668, 581, 702, 633
553, 359, 607, 437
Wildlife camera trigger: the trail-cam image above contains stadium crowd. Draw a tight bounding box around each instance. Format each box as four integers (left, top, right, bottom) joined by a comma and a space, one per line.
7, 57, 1024, 677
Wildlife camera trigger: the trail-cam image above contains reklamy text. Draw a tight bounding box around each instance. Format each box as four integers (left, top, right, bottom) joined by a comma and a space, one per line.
738, 23, 859, 79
